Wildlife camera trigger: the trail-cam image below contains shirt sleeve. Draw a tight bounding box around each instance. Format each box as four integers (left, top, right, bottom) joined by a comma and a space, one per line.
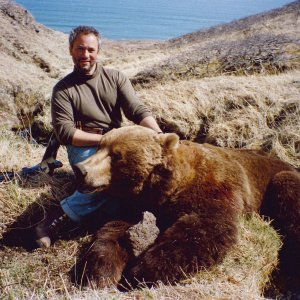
117, 72, 152, 124
51, 82, 77, 145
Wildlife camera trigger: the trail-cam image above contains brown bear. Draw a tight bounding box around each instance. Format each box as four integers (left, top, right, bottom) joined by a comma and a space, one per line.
73, 125, 300, 288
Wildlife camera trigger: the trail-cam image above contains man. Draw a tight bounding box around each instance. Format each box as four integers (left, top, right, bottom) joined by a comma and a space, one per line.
35, 26, 162, 247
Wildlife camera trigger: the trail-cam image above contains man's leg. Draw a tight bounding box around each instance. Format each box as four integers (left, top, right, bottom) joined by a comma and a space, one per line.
35, 145, 113, 247
61, 145, 111, 222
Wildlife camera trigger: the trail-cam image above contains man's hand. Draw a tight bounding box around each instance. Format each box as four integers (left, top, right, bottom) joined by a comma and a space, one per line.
139, 116, 162, 133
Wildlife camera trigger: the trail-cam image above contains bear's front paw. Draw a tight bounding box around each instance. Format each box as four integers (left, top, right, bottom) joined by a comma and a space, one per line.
126, 263, 157, 288
125, 250, 167, 288
76, 220, 133, 288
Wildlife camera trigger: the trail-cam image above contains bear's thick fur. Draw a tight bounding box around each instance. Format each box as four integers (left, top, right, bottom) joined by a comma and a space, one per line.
74, 125, 300, 287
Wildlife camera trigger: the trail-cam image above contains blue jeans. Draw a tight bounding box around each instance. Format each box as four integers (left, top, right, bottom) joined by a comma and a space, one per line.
60, 145, 111, 223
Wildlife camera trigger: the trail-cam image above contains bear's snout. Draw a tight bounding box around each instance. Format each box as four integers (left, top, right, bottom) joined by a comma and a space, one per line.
73, 163, 96, 193
73, 163, 87, 184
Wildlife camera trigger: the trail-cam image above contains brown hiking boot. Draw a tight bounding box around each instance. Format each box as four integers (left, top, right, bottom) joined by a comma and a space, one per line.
35, 205, 70, 248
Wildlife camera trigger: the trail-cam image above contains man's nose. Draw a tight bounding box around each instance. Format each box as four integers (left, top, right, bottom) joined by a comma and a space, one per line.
81, 49, 89, 58
73, 163, 87, 183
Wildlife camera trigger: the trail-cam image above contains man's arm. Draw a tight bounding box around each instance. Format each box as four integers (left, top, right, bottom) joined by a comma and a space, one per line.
51, 83, 78, 145
71, 129, 102, 146
139, 116, 162, 133
72, 116, 161, 147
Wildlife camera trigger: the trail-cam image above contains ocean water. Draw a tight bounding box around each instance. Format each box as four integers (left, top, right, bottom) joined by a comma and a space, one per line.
16, 0, 293, 40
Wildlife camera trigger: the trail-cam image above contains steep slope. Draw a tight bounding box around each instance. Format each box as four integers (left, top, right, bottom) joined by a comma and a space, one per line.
0, 0, 72, 128
132, 1, 300, 87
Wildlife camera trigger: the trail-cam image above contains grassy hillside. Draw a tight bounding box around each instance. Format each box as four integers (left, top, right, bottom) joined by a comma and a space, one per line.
0, 0, 71, 129
0, 0, 299, 299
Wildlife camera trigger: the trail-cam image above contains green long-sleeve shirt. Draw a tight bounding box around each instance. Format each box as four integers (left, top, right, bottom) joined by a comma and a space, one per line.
51, 64, 152, 145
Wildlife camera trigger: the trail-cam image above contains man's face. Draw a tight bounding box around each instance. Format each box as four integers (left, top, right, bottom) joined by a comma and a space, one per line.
69, 33, 99, 75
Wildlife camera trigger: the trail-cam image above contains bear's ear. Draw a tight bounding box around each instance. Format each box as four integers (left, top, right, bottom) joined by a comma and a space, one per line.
159, 133, 179, 151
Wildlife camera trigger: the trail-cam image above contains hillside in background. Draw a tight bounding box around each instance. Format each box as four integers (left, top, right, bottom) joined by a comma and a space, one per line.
0, 0, 299, 299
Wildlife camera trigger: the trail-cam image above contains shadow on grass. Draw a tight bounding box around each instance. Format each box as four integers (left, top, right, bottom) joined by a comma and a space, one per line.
0, 171, 79, 251
264, 236, 300, 299
0, 170, 138, 257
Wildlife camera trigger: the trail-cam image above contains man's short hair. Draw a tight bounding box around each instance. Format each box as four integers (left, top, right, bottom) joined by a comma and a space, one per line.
69, 26, 101, 49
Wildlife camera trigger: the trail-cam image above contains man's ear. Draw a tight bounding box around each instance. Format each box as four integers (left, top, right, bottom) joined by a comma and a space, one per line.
69, 46, 73, 56
158, 133, 179, 151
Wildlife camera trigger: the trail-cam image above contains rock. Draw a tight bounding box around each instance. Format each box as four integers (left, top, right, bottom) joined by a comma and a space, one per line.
126, 211, 160, 257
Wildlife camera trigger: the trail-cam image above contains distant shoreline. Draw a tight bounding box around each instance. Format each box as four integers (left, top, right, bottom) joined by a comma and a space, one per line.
16, 0, 293, 40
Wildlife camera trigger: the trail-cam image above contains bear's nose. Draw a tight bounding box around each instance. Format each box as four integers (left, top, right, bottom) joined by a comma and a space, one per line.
73, 163, 88, 183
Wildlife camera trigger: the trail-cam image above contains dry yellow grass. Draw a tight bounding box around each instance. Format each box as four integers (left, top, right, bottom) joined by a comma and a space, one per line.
137, 70, 300, 168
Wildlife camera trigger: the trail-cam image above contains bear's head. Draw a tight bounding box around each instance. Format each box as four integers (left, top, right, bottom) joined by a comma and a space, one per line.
74, 126, 179, 196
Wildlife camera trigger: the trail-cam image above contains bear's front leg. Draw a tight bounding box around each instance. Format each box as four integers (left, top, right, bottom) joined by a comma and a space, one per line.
126, 211, 238, 286
262, 171, 300, 242
75, 220, 132, 288
262, 170, 300, 288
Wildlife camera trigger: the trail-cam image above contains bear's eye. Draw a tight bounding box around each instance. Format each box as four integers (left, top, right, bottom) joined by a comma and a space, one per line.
111, 151, 122, 161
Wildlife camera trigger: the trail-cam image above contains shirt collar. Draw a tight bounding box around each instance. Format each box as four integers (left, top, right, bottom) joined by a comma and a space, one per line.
73, 63, 100, 80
